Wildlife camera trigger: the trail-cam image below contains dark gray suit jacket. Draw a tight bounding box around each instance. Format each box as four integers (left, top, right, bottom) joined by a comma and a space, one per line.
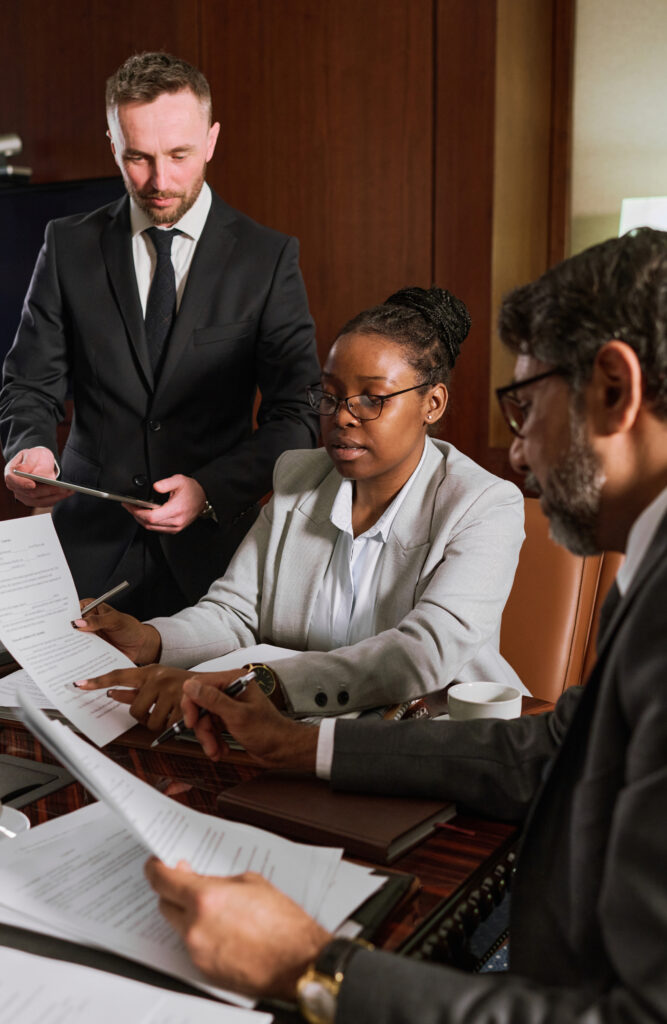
330, 512, 667, 1023
0, 192, 319, 607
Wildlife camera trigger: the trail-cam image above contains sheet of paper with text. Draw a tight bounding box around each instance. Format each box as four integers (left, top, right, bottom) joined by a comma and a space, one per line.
0, 515, 135, 744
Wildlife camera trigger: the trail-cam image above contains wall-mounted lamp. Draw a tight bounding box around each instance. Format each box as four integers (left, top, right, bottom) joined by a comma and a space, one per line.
0, 133, 31, 184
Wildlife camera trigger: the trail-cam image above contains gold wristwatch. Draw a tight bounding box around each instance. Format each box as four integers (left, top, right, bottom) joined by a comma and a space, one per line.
296, 938, 373, 1024
242, 662, 277, 697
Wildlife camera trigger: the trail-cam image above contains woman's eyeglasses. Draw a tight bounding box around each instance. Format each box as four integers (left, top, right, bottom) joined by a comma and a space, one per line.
306, 383, 430, 421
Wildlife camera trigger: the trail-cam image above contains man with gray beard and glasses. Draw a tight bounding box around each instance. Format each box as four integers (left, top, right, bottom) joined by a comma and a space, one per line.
139, 228, 666, 1024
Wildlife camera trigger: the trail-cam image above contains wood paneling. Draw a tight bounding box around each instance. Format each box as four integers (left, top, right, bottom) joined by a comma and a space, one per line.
201, 0, 433, 357
0, 0, 199, 182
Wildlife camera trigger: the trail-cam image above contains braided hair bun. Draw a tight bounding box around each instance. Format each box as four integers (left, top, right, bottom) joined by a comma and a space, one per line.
385, 286, 471, 370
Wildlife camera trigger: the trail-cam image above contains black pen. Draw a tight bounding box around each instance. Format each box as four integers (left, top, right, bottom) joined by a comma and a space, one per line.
150, 668, 257, 748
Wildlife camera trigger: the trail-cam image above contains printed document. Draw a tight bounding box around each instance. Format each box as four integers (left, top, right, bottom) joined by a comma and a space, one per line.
0, 945, 272, 1023
0, 515, 135, 744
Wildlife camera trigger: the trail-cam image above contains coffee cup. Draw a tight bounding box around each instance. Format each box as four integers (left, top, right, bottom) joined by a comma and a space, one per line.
447, 681, 522, 721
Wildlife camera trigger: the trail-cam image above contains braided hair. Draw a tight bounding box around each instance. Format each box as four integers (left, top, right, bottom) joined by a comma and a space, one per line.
336, 285, 471, 386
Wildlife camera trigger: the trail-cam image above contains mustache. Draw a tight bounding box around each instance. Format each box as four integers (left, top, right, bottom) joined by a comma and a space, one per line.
138, 190, 184, 199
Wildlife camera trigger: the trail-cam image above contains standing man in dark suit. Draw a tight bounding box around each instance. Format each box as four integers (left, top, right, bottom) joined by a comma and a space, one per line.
0, 52, 319, 618
144, 229, 667, 1023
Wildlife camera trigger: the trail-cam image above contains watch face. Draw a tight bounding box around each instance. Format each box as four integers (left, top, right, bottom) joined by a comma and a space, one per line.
249, 665, 276, 696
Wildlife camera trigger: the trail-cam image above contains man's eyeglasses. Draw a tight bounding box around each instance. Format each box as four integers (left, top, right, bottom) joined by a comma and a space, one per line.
306, 383, 430, 421
495, 368, 568, 438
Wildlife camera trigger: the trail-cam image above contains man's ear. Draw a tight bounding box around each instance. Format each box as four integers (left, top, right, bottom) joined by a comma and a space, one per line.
590, 341, 643, 434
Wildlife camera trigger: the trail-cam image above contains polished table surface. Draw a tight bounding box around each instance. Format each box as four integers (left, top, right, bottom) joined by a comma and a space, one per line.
0, 696, 551, 1012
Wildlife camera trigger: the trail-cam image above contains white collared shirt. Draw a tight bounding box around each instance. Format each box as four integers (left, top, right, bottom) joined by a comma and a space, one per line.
307, 441, 428, 651
616, 485, 667, 595
129, 181, 212, 314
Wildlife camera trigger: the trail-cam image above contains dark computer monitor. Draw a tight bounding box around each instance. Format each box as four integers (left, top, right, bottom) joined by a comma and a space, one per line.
0, 176, 126, 364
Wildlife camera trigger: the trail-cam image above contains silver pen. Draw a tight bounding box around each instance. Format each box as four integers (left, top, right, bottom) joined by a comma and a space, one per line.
77, 580, 130, 618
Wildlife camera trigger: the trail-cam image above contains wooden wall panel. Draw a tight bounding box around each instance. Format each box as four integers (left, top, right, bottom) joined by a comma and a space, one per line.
0, 0, 199, 182
432, 0, 497, 462
200, 0, 433, 356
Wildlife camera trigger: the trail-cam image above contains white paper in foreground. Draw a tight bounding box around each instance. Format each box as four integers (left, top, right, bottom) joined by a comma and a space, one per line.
0, 515, 135, 744
0, 944, 272, 1024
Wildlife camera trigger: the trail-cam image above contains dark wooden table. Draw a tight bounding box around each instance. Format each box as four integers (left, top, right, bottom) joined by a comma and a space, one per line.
0, 696, 551, 1013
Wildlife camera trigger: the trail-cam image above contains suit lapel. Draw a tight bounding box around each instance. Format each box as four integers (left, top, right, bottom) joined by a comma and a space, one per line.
157, 197, 239, 394
101, 198, 154, 391
270, 467, 341, 646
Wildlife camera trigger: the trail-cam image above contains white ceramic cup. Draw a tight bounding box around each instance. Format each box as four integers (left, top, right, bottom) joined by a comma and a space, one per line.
447, 681, 522, 721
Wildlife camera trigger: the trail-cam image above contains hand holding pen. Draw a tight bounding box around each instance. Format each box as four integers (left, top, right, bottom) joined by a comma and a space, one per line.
151, 668, 258, 747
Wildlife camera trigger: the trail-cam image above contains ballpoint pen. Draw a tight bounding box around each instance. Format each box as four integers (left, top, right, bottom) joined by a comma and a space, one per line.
150, 668, 257, 748
76, 580, 130, 619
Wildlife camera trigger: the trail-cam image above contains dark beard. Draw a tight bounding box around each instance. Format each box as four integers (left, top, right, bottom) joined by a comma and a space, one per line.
525, 420, 605, 556
129, 169, 205, 225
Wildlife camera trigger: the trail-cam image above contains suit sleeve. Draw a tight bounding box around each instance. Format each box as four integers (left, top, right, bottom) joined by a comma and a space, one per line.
333, 590, 667, 1024
331, 689, 579, 819
191, 236, 320, 524
0, 222, 69, 461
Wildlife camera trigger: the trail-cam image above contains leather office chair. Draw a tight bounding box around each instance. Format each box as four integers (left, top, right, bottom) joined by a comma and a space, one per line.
500, 498, 621, 702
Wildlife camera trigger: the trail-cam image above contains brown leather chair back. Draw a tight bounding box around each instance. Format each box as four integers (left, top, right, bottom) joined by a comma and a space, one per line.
500, 498, 612, 701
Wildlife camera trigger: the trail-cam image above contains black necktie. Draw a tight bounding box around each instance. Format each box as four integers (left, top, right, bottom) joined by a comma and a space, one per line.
144, 227, 179, 374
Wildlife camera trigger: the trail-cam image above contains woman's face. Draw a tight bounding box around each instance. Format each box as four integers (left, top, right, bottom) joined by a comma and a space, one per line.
320, 332, 446, 493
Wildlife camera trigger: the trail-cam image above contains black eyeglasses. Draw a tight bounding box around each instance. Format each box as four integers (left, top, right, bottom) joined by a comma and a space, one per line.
495, 368, 568, 438
306, 383, 430, 421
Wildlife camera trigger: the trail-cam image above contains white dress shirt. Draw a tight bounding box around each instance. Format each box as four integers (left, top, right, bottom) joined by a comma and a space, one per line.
129, 181, 212, 314
307, 442, 427, 651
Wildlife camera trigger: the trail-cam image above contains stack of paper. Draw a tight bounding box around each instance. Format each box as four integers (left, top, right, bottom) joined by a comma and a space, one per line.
0, 692, 383, 1007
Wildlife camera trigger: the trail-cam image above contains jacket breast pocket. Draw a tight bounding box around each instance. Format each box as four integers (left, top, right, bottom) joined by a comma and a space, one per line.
60, 445, 101, 488
193, 321, 256, 346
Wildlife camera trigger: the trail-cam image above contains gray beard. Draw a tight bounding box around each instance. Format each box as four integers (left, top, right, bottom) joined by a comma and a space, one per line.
525, 418, 606, 556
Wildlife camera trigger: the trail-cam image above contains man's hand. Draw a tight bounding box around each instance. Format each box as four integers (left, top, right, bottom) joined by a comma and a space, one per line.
75, 664, 190, 732
123, 474, 208, 533
145, 858, 331, 1001
4, 447, 69, 508
73, 604, 162, 665
181, 676, 319, 772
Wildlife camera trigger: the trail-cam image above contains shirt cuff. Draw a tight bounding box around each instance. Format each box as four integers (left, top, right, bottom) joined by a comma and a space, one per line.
316, 717, 337, 780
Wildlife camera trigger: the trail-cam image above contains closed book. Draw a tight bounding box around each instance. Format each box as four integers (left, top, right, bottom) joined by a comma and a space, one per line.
217, 773, 455, 864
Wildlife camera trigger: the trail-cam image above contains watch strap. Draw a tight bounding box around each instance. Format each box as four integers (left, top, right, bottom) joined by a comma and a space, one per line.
296, 937, 373, 1024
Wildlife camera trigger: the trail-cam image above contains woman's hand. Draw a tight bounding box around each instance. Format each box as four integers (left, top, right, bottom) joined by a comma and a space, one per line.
181, 676, 319, 772
145, 858, 331, 1001
73, 602, 162, 665
75, 664, 190, 732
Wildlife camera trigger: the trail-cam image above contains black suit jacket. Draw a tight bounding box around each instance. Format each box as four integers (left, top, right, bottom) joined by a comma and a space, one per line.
330, 512, 667, 1023
0, 192, 320, 605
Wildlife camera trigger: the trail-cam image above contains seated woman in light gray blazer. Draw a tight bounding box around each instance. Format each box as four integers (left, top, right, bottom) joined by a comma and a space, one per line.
78, 286, 526, 729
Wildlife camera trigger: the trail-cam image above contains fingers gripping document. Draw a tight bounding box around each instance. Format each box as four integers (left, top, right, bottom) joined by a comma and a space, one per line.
1, 692, 382, 1004
0, 515, 135, 745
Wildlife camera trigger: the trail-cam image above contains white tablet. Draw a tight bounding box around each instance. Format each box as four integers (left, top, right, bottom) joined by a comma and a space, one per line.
12, 470, 159, 509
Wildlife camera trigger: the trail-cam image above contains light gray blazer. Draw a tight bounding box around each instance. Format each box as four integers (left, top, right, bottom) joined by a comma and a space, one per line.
152, 438, 525, 714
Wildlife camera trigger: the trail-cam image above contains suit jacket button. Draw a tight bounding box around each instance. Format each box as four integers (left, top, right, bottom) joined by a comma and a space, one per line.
337, 690, 350, 705
148, 420, 161, 432
315, 692, 328, 708
133, 474, 147, 488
